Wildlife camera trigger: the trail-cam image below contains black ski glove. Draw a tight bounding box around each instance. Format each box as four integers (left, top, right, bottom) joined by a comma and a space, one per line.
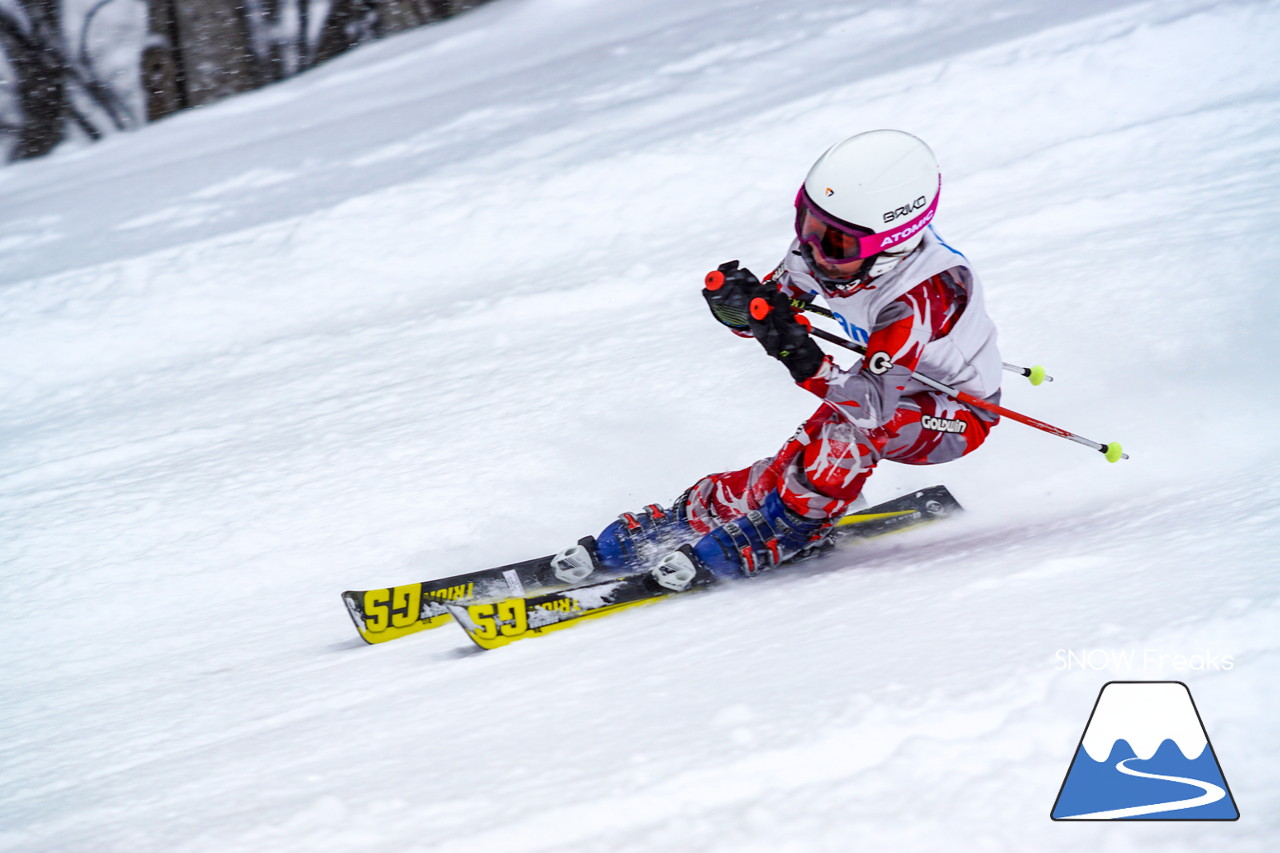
703, 261, 765, 335
747, 288, 827, 383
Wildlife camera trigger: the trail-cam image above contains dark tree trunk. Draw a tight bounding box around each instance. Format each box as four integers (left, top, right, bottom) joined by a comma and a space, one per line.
260, 0, 287, 82
141, 0, 264, 121
312, 0, 372, 67
372, 1, 427, 37
0, 0, 69, 159
172, 0, 264, 107
311, 0, 487, 67
141, 41, 185, 122
296, 0, 312, 69
141, 0, 189, 120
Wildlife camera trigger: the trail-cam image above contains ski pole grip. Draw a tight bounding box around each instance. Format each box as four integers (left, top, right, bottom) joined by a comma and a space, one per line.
705, 270, 726, 291
750, 297, 772, 321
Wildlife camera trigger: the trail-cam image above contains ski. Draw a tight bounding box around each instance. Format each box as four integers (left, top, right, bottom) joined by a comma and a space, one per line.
341, 552, 564, 644
342, 485, 962, 645
445, 570, 713, 650
445, 485, 961, 650
818, 483, 961, 550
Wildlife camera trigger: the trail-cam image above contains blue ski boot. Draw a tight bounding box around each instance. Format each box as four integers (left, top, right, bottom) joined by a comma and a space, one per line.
651, 490, 833, 591
550, 498, 698, 584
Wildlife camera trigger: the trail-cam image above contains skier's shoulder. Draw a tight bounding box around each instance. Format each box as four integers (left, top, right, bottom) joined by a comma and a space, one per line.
920, 225, 969, 263
910, 227, 974, 276
887, 228, 980, 298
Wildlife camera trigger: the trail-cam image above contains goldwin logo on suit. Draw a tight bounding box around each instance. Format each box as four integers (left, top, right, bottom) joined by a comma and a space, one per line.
922, 415, 967, 433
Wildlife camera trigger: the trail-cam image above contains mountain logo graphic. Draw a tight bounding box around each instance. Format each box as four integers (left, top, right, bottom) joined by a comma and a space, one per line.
1052, 681, 1239, 820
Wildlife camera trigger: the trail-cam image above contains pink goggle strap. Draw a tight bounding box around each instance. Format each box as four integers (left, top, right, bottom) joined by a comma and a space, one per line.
795, 181, 941, 259
863, 190, 939, 255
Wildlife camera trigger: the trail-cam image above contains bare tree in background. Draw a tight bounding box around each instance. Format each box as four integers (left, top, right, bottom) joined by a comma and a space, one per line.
145, 0, 487, 122
142, 0, 262, 121
2, 0, 491, 161
311, 1, 478, 69
0, 0, 135, 160
0, 1, 67, 158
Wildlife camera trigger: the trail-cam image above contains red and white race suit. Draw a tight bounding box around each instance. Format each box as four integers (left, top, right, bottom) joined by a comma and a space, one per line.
683, 226, 1003, 529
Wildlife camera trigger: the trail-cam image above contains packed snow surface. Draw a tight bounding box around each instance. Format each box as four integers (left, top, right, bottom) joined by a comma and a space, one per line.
3, 0, 1279, 850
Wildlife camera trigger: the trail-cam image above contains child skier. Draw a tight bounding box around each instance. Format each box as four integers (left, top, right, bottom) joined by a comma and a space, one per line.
551, 129, 1003, 591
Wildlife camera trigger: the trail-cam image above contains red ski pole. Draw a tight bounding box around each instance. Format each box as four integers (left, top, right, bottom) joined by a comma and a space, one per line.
747, 294, 1127, 462
803, 325, 1127, 462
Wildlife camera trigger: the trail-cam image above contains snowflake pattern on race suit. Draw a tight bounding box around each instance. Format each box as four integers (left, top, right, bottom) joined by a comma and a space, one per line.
682, 389, 995, 529
680, 226, 1002, 528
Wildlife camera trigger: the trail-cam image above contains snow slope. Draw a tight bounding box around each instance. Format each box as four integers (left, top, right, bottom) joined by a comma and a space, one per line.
3, 0, 1279, 850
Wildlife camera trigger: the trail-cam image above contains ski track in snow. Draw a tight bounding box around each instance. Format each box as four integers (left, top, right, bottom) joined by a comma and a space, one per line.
2, 0, 1279, 851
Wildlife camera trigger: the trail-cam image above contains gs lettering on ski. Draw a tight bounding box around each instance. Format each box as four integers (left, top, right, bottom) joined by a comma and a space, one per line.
883, 195, 928, 223
466, 599, 529, 640
361, 581, 473, 632
921, 414, 967, 434
362, 584, 422, 632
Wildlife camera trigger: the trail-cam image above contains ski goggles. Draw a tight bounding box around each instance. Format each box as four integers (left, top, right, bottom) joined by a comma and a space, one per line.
793, 184, 939, 264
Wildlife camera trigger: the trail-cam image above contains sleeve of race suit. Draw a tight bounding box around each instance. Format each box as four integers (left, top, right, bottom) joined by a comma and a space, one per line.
796, 268, 972, 430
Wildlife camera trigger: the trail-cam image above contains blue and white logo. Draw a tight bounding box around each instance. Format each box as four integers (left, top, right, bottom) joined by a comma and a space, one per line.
1051, 681, 1239, 820
830, 311, 869, 344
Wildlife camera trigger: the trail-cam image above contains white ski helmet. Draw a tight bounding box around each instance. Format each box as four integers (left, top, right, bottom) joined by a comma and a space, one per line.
795, 130, 941, 289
